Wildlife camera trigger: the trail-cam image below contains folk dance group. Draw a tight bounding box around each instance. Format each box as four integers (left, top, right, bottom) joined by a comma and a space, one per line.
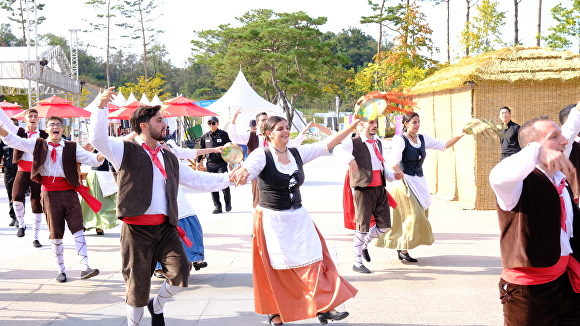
2, 85, 580, 326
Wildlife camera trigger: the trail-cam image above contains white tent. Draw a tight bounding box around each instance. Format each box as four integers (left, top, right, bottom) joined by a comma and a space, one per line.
112, 91, 127, 106
126, 92, 137, 103
205, 70, 305, 134
140, 93, 152, 105
151, 94, 163, 106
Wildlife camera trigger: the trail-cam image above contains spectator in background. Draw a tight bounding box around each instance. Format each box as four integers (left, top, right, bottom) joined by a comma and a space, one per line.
499, 107, 521, 160
0, 118, 20, 227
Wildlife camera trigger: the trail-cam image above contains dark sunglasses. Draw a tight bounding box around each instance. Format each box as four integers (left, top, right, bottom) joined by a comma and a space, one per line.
208, 121, 217, 126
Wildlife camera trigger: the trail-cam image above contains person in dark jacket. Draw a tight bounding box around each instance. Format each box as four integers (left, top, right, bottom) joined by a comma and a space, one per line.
0, 118, 20, 227
499, 107, 521, 160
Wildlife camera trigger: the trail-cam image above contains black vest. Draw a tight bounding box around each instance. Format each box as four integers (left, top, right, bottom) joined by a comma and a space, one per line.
258, 148, 304, 211
400, 134, 426, 177
90, 149, 110, 171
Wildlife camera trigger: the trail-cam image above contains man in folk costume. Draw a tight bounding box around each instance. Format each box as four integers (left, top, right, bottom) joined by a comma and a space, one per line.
0, 116, 104, 282
559, 102, 580, 201
228, 108, 307, 208
0, 108, 48, 247
91, 88, 233, 326
489, 114, 580, 325
334, 118, 395, 274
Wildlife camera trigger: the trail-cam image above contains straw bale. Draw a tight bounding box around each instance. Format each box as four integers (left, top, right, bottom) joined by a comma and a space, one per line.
411, 47, 580, 95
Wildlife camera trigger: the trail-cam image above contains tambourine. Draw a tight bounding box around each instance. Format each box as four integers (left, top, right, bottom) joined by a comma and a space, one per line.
462, 118, 501, 137
221, 143, 244, 164
354, 91, 415, 121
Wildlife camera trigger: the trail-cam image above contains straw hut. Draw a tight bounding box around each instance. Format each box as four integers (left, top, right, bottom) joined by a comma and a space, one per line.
409, 47, 580, 210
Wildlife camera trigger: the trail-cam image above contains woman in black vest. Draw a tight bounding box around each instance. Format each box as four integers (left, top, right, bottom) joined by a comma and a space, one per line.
232, 116, 359, 326
375, 113, 465, 262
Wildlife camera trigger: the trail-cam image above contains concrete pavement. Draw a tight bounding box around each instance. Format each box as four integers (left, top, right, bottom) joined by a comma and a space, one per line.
0, 153, 503, 325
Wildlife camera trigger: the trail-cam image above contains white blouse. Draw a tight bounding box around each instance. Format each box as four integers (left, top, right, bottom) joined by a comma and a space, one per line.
389, 134, 446, 210
241, 140, 329, 269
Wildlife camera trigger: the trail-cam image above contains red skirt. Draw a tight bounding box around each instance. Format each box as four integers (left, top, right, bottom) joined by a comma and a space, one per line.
252, 207, 358, 322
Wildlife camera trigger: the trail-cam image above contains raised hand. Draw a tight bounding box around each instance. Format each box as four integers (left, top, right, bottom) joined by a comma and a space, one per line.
98, 87, 116, 109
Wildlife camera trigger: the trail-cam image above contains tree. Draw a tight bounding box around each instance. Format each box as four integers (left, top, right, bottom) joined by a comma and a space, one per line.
360, 0, 389, 58
0, 0, 45, 45
460, 0, 506, 56
192, 9, 351, 126
0, 23, 22, 46
514, 0, 523, 46
543, 1, 580, 53
83, 0, 123, 87
118, 72, 172, 101
463, 0, 480, 56
537, 0, 542, 46
118, 0, 163, 80
322, 27, 379, 71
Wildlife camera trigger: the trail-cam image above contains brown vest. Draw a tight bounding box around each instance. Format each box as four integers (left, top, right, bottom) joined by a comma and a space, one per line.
116, 140, 180, 226
349, 136, 385, 188
30, 138, 79, 186
496, 168, 580, 268
13, 127, 48, 163
247, 131, 259, 154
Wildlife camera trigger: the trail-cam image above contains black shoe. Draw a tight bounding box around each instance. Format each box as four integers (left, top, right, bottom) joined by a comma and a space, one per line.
397, 250, 418, 262
148, 298, 165, 326
16, 226, 25, 237
95, 228, 104, 235
193, 261, 208, 271
32, 240, 42, 248
212, 207, 222, 214
56, 272, 67, 283
80, 268, 100, 279
14, 220, 19, 228
362, 248, 371, 262
317, 311, 349, 325
352, 264, 371, 274
268, 314, 283, 326
153, 270, 166, 279
225, 203, 232, 212
9, 219, 16, 227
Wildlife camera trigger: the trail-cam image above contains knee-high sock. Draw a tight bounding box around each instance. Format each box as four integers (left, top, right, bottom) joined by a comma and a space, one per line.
152, 280, 182, 314
126, 304, 144, 326
73, 230, 89, 271
13, 201, 25, 228
51, 239, 66, 274
363, 226, 389, 250
33, 213, 42, 240
353, 231, 366, 266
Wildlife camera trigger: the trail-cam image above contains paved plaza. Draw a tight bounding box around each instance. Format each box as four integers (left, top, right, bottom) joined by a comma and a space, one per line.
0, 152, 503, 325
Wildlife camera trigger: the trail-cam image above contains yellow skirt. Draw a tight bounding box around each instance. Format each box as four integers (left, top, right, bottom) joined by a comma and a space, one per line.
375, 179, 434, 250
253, 207, 357, 323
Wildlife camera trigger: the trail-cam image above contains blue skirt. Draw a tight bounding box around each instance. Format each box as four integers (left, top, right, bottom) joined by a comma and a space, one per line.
156, 214, 204, 270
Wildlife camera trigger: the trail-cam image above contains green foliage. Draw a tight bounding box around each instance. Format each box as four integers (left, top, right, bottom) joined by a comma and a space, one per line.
0, 0, 45, 43
0, 23, 22, 46
322, 27, 378, 72
193, 9, 352, 126
543, 1, 580, 53
118, 72, 172, 101
459, 0, 506, 56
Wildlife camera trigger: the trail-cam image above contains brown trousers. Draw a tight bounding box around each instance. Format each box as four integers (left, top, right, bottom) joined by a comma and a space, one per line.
499, 272, 580, 326
121, 222, 190, 307
353, 185, 391, 232
41, 189, 84, 239
13, 170, 43, 213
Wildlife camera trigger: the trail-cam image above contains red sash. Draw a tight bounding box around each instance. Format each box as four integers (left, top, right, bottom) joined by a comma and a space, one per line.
41, 177, 102, 213
122, 214, 193, 248
502, 255, 580, 292
342, 172, 397, 230
368, 170, 383, 187
18, 160, 32, 172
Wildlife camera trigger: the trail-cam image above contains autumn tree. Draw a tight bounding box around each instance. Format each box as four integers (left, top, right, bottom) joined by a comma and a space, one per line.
543, 1, 580, 53
460, 0, 506, 56
0, 0, 45, 45
117, 0, 163, 80
192, 9, 351, 126
537, 0, 542, 46
83, 0, 123, 87
118, 72, 172, 101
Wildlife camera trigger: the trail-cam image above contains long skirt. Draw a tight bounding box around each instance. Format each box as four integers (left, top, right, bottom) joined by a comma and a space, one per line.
156, 214, 204, 270
375, 178, 434, 250
81, 171, 119, 230
253, 208, 357, 323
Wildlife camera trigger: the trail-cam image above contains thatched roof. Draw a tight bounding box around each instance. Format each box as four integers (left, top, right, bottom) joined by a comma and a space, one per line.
411, 47, 580, 95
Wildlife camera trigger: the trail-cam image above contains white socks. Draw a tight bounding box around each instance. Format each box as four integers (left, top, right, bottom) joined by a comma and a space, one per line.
126, 305, 144, 326
151, 280, 182, 314
52, 239, 66, 274
353, 231, 366, 267
73, 230, 89, 271
33, 213, 42, 240
363, 226, 389, 250
14, 201, 25, 228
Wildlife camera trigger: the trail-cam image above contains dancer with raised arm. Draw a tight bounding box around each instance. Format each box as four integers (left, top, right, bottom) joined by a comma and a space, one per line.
232, 116, 359, 326
91, 87, 233, 326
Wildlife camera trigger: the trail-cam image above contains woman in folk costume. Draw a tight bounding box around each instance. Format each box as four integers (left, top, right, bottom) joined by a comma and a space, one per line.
375, 112, 466, 262
81, 143, 119, 235
232, 116, 360, 326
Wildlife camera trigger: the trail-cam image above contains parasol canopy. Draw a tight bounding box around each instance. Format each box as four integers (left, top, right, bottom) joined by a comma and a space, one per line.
0, 101, 24, 117
162, 96, 216, 117
14, 96, 91, 119
109, 101, 172, 119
